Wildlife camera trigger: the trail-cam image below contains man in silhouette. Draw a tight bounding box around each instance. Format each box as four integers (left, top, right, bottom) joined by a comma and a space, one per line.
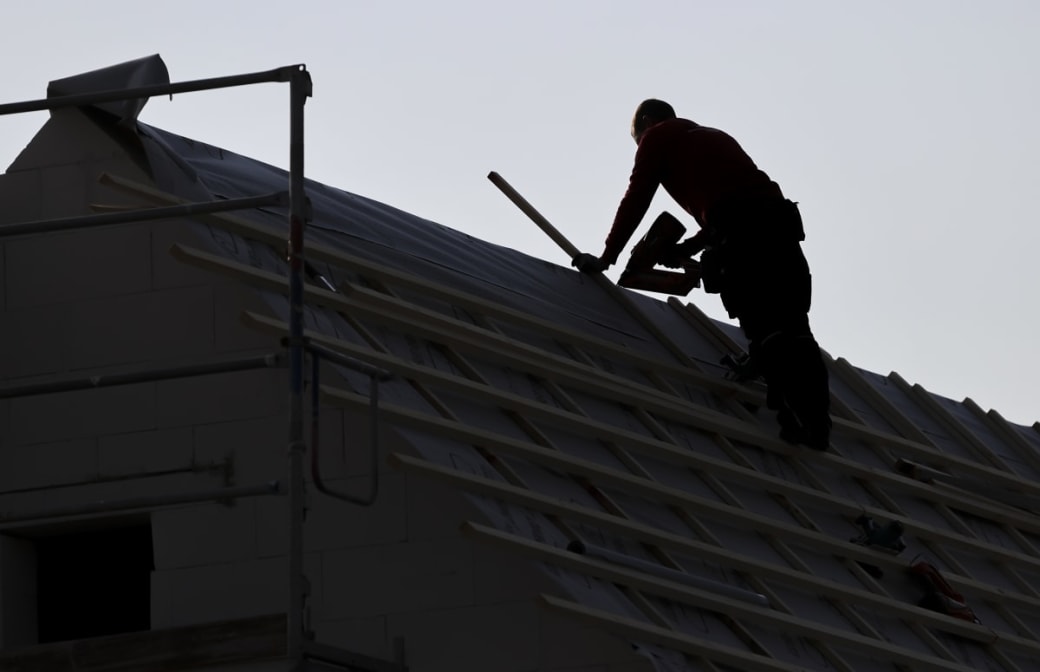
574, 99, 831, 449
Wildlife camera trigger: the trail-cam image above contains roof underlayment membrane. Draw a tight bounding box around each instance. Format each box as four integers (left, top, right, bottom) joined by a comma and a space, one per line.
39, 57, 1040, 672
133, 123, 1040, 672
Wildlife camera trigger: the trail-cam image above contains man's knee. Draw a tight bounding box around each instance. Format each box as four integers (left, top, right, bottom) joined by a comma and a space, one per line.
748, 323, 820, 380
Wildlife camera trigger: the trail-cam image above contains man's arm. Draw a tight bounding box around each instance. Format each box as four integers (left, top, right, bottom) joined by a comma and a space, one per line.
600, 138, 662, 266
659, 231, 708, 268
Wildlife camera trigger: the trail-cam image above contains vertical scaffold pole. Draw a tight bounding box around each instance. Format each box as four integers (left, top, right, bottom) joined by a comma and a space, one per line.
287, 65, 312, 668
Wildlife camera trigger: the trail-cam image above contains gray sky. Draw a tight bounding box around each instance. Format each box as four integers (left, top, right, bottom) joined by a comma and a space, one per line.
5, 1, 1039, 426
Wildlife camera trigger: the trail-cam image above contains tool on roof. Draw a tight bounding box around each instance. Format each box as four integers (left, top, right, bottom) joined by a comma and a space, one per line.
849, 514, 906, 578
896, 458, 1039, 513
908, 559, 981, 624
616, 212, 702, 296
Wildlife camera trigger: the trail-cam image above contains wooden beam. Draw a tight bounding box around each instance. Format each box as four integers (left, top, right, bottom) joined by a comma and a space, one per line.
390, 452, 1040, 619
171, 243, 795, 449
177, 239, 1040, 513
539, 593, 980, 672
123, 162, 1040, 505
467, 523, 1026, 669
150, 186, 1040, 502
242, 309, 1040, 538
102, 172, 760, 403
331, 389, 1040, 577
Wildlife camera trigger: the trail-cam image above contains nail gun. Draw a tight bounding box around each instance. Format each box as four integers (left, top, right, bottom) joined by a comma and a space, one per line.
617, 212, 701, 295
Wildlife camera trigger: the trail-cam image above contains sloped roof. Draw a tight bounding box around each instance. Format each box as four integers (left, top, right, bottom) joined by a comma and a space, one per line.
112, 116, 1040, 671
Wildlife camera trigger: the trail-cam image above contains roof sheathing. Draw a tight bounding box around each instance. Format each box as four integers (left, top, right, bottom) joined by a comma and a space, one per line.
121, 123, 1040, 672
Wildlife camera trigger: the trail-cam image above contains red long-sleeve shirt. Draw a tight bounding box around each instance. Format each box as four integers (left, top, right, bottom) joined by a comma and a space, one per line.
602, 118, 783, 264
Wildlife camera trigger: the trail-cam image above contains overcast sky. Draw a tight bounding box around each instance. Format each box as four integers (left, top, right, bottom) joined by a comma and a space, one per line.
4, 1, 1039, 427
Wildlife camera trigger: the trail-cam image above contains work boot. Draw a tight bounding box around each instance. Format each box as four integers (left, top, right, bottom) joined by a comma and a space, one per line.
777, 407, 807, 444
803, 422, 831, 451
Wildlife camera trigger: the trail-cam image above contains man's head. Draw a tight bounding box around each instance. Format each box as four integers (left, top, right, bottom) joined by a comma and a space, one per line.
631, 99, 676, 143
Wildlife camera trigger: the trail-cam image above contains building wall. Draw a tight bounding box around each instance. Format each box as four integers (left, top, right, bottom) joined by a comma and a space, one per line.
0, 109, 650, 671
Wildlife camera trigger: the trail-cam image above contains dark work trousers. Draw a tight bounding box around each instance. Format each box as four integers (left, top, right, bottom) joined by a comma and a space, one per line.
719, 238, 831, 438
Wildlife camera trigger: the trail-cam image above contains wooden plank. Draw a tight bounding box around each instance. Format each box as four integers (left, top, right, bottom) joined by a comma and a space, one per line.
483, 172, 835, 662
332, 389, 1040, 578
157, 200, 1040, 503
451, 303, 780, 656
151, 172, 1040, 661
103, 172, 762, 404
972, 402, 1040, 480
815, 357, 977, 611
667, 296, 745, 359
824, 355, 991, 599
819, 374, 1040, 649
828, 363, 1040, 640
663, 300, 955, 667
616, 399, 869, 670
111, 169, 782, 669
487, 170, 693, 365
242, 309, 1040, 538
467, 522, 1029, 669
314, 267, 693, 638
539, 593, 812, 672
890, 376, 1040, 631
337, 266, 1040, 502
486, 171, 581, 258
892, 373, 1008, 470
821, 360, 1040, 500
539, 593, 981, 672
172, 243, 802, 450
300, 297, 886, 666
661, 300, 994, 662
243, 309, 927, 657
898, 454, 1040, 513
125, 162, 1040, 503
390, 452, 1040, 619
245, 295, 1040, 657
488, 171, 694, 366
831, 358, 932, 443
178, 238, 1040, 510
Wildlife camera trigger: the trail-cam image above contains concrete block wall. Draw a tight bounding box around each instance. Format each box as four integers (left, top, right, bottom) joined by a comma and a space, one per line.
0, 109, 652, 671
0, 107, 297, 647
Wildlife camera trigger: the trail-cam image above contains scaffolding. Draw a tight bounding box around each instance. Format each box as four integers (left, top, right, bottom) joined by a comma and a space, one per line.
0, 63, 401, 672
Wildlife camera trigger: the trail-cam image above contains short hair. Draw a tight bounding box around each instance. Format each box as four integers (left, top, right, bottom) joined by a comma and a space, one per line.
632, 99, 676, 137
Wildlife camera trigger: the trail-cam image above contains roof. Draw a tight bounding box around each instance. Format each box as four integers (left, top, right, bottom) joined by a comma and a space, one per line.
89, 98, 1040, 672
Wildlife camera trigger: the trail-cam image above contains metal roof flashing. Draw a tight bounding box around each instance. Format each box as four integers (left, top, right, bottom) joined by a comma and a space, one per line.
45, 54, 169, 125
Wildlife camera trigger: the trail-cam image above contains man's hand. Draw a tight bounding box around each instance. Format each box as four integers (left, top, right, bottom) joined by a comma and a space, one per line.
658, 246, 689, 270
660, 236, 705, 269
571, 252, 609, 274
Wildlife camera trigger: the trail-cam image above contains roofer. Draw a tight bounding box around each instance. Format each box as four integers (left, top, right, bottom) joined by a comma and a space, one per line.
573, 99, 831, 450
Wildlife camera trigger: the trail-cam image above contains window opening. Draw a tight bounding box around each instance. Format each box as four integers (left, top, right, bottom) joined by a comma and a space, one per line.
36, 522, 153, 643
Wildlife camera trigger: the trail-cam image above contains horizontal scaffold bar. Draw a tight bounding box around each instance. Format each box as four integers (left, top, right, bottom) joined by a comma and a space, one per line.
0, 481, 281, 527
0, 353, 283, 399
0, 192, 286, 238
0, 65, 303, 117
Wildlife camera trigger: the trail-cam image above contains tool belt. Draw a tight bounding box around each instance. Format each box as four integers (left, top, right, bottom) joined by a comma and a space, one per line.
699, 197, 804, 295
709, 197, 804, 244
